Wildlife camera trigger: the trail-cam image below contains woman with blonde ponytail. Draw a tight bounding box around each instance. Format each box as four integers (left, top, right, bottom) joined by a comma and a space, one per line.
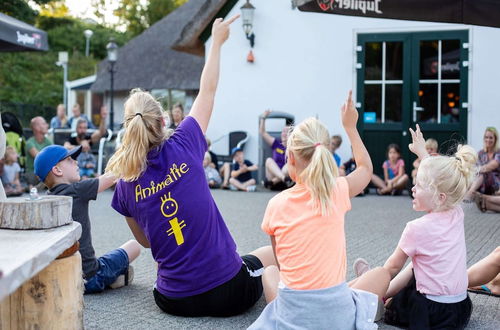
250, 91, 392, 329
372, 125, 477, 329
107, 15, 277, 317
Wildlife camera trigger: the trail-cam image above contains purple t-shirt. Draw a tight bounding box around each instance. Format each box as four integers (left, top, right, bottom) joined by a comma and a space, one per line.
272, 138, 286, 169
111, 117, 242, 297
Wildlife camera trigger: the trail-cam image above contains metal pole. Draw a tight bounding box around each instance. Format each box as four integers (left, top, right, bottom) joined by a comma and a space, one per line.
109, 62, 114, 131
85, 37, 90, 57
63, 63, 68, 111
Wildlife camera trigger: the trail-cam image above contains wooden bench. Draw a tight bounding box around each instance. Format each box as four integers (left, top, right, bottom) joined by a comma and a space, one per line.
0, 199, 83, 329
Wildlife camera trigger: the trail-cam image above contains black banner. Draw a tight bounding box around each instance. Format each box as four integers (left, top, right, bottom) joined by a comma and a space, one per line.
299, 0, 500, 29
0, 13, 49, 52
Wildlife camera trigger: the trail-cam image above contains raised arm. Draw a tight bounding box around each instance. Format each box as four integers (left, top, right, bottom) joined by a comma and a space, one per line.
91, 106, 108, 144
409, 124, 428, 160
97, 172, 117, 193
259, 110, 275, 146
190, 15, 239, 134
342, 91, 373, 197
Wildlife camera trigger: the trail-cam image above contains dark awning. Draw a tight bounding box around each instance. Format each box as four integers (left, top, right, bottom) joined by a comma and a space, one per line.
298, 0, 500, 29
0, 12, 49, 52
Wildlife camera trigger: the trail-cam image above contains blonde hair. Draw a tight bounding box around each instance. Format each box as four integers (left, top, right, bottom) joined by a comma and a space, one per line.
106, 89, 173, 181
483, 127, 499, 151
417, 145, 477, 211
4, 146, 17, 162
425, 138, 438, 151
287, 118, 338, 216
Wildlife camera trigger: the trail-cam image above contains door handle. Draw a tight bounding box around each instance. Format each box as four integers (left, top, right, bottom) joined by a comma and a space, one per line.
413, 101, 424, 122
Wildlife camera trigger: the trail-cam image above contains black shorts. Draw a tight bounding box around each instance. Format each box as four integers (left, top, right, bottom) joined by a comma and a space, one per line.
385, 273, 472, 330
153, 255, 264, 317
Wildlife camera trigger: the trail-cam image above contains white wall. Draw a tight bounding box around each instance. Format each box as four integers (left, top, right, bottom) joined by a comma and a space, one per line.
206, 0, 500, 165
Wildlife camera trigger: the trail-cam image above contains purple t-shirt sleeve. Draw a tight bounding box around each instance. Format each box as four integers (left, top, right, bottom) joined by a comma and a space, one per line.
398, 221, 417, 257
170, 116, 207, 161
111, 181, 132, 217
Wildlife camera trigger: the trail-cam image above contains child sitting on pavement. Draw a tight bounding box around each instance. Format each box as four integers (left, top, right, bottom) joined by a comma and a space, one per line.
355, 125, 476, 328
411, 138, 438, 185
250, 91, 391, 329
203, 152, 222, 188
1, 146, 24, 196
330, 134, 343, 167
77, 140, 97, 179
371, 143, 409, 195
229, 147, 258, 192
34, 144, 141, 293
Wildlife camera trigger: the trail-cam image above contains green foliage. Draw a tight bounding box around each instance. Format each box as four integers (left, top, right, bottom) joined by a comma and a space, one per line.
115, 0, 187, 37
0, 0, 54, 24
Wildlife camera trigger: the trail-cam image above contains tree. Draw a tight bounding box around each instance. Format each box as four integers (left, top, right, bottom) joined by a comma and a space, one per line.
0, 0, 53, 24
114, 0, 187, 37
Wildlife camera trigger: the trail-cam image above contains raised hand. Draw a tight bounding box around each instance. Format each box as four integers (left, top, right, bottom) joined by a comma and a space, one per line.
212, 14, 240, 46
262, 109, 271, 118
341, 90, 358, 130
409, 124, 428, 159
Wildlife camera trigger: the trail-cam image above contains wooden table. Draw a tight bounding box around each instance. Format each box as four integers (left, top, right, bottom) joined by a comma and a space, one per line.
0, 222, 83, 329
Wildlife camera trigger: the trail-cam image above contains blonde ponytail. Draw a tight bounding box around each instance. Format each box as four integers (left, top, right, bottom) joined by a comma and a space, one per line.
106, 89, 172, 181
418, 144, 477, 210
288, 118, 338, 215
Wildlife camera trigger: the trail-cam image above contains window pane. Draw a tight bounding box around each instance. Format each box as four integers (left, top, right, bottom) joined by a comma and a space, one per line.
420, 40, 439, 79
365, 42, 382, 80
364, 84, 381, 123
441, 40, 460, 80
385, 84, 402, 123
441, 84, 460, 123
386, 42, 403, 80
417, 84, 438, 123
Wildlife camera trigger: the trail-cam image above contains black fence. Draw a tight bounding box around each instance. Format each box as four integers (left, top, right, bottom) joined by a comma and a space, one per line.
0, 101, 53, 128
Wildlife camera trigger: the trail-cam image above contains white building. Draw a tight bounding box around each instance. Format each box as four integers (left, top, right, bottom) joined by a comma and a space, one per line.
176, 0, 500, 174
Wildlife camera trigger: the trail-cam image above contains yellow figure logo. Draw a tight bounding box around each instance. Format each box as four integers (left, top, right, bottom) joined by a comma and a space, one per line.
276, 148, 284, 154
160, 192, 186, 245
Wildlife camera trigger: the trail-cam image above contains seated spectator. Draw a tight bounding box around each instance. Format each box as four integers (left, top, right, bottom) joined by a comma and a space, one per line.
339, 152, 367, 196
77, 141, 97, 179
50, 104, 69, 129
466, 127, 500, 199
68, 103, 95, 131
169, 103, 185, 130
371, 143, 409, 195
1, 146, 24, 196
468, 247, 500, 297
25, 116, 52, 188
259, 110, 290, 189
203, 152, 222, 188
64, 106, 108, 150
229, 147, 258, 192
329, 134, 343, 167
411, 138, 438, 185
205, 137, 219, 171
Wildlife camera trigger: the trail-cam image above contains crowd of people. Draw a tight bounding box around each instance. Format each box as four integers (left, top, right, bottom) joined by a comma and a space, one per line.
3, 15, 499, 329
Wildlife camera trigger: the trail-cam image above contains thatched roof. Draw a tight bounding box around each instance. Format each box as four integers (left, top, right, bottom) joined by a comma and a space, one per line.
92, 0, 234, 92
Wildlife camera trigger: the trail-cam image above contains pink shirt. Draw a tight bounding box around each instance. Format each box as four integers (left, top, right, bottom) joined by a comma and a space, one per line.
398, 206, 468, 296
262, 177, 351, 290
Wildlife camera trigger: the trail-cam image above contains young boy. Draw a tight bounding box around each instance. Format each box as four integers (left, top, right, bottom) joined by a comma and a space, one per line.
77, 140, 96, 179
34, 145, 141, 293
229, 147, 258, 192
411, 138, 438, 185
330, 135, 343, 167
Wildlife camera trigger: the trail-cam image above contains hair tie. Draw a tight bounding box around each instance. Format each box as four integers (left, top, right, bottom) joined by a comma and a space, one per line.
314, 143, 321, 148
135, 113, 143, 118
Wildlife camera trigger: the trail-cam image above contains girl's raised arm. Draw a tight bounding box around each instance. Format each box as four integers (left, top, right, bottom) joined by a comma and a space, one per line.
189, 15, 239, 133
342, 91, 373, 198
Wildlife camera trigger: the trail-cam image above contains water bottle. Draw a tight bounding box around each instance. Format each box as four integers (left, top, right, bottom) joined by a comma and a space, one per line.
29, 187, 39, 200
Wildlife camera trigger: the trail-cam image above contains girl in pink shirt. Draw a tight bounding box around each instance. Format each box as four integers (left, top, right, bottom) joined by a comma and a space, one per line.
380, 125, 477, 329
371, 143, 410, 195
250, 92, 392, 329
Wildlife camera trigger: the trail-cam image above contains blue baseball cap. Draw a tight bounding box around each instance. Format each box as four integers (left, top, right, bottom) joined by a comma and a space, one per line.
231, 147, 243, 156
34, 145, 82, 182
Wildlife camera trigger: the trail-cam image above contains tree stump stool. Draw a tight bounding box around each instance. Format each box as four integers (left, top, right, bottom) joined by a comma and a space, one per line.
0, 195, 82, 330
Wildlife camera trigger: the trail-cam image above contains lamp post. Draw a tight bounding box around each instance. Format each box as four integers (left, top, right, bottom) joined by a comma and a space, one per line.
106, 38, 118, 131
241, 0, 255, 47
56, 51, 69, 111
83, 29, 93, 57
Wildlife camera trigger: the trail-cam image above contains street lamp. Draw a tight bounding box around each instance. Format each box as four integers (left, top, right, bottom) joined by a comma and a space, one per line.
240, 0, 255, 47
106, 38, 118, 131
83, 29, 93, 57
56, 51, 69, 111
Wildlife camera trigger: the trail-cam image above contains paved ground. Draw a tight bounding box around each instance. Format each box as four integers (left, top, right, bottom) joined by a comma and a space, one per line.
85, 189, 500, 329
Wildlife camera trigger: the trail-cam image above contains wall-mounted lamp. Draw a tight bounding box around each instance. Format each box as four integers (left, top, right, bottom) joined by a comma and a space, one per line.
240, 0, 255, 48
